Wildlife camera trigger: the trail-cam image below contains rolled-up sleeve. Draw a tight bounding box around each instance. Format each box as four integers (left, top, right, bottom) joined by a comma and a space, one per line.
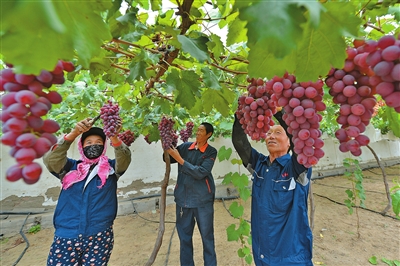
43, 137, 73, 174
114, 143, 132, 177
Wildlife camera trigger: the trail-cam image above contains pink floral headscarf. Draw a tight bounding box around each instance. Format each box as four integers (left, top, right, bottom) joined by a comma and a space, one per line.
62, 137, 110, 190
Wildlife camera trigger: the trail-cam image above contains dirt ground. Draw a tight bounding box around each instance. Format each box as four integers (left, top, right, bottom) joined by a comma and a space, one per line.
1, 164, 399, 266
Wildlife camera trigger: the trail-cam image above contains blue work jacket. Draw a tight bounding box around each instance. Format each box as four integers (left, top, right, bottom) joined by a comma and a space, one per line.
250, 148, 313, 266
43, 137, 131, 239
172, 142, 217, 208
51, 158, 119, 238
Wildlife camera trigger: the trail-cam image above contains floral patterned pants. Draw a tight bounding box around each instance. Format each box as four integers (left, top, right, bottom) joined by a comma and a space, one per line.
47, 226, 114, 266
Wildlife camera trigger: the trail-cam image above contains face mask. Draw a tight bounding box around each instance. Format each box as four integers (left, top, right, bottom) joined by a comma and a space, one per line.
83, 144, 104, 159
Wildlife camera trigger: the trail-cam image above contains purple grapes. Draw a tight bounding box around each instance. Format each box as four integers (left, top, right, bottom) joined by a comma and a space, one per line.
158, 116, 178, 149
100, 100, 121, 138
118, 130, 135, 146
179, 121, 194, 142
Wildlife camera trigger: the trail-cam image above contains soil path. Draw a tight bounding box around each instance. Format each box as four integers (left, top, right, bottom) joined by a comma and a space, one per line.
1, 165, 399, 266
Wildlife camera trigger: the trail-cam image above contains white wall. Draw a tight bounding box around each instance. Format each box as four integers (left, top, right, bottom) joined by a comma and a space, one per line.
1, 124, 400, 206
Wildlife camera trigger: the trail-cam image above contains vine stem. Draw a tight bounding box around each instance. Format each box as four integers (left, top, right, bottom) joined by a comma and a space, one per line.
366, 144, 392, 214
309, 182, 315, 231
145, 149, 171, 266
352, 179, 361, 239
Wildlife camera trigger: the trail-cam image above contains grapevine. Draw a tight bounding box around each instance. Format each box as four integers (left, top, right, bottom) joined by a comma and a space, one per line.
158, 116, 178, 150
179, 121, 194, 143
1, 60, 75, 184
100, 100, 121, 138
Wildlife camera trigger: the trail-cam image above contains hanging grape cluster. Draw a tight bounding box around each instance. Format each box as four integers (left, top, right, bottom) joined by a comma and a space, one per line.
236, 78, 278, 141
238, 73, 327, 168
179, 121, 194, 143
324, 34, 399, 156
118, 130, 135, 146
325, 55, 375, 156
100, 100, 121, 138
1, 60, 75, 184
158, 116, 178, 149
362, 35, 400, 112
267, 73, 327, 168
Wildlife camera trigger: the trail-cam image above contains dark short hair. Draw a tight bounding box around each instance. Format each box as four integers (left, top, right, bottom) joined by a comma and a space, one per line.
81, 127, 106, 145
201, 122, 214, 136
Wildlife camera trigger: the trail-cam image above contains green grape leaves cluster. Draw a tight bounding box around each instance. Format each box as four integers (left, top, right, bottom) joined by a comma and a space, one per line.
218, 145, 253, 264
1, 1, 400, 139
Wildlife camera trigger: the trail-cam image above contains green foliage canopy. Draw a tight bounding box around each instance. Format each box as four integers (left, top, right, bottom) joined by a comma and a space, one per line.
1, 0, 400, 138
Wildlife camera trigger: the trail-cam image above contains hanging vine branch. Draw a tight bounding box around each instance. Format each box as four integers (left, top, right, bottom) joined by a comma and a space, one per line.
366, 144, 392, 214
145, 150, 171, 266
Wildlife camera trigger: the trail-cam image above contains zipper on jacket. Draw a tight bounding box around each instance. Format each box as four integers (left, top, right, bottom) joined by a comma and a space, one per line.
205, 178, 211, 193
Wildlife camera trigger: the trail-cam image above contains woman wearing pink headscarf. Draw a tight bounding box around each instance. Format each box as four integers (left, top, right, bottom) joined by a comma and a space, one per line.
43, 118, 131, 266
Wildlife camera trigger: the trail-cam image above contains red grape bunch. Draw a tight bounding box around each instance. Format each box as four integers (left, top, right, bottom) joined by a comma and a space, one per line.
325, 45, 378, 156
100, 100, 121, 138
236, 77, 278, 141
1, 60, 75, 184
267, 73, 326, 168
118, 130, 135, 146
158, 116, 178, 150
179, 121, 194, 143
360, 34, 400, 112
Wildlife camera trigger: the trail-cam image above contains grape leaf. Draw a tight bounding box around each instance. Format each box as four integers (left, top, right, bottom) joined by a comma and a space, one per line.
222, 172, 234, 185
240, 1, 307, 58
217, 146, 233, 162
239, 187, 251, 202
232, 173, 249, 190
1, 2, 111, 74
226, 224, 240, 241
238, 219, 251, 236
166, 69, 201, 110
201, 67, 221, 90
391, 190, 400, 217
226, 13, 247, 47
109, 12, 138, 38
386, 107, 400, 137
369, 256, 378, 265
208, 33, 225, 58
128, 60, 148, 81
247, 2, 362, 82
177, 35, 210, 63
202, 88, 233, 117
229, 201, 244, 218
295, 2, 361, 81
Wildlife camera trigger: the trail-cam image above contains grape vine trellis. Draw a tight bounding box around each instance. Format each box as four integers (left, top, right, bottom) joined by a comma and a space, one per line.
1, 0, 400, 264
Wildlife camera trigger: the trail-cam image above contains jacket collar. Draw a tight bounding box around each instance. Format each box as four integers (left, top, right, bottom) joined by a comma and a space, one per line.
261, 153, 291, 166
189, 142, 208, 153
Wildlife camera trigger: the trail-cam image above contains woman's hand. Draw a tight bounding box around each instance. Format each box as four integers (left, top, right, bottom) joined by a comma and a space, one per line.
109, 119, 123, 146
65, 118, 92, 141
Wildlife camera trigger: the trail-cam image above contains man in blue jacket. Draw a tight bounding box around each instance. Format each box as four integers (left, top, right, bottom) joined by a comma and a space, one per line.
232, 111, 313, 266
166, 122, 217, 266
43, 118, 131, 266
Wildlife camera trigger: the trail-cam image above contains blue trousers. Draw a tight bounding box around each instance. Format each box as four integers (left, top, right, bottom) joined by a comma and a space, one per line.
175, 203, 217, 266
